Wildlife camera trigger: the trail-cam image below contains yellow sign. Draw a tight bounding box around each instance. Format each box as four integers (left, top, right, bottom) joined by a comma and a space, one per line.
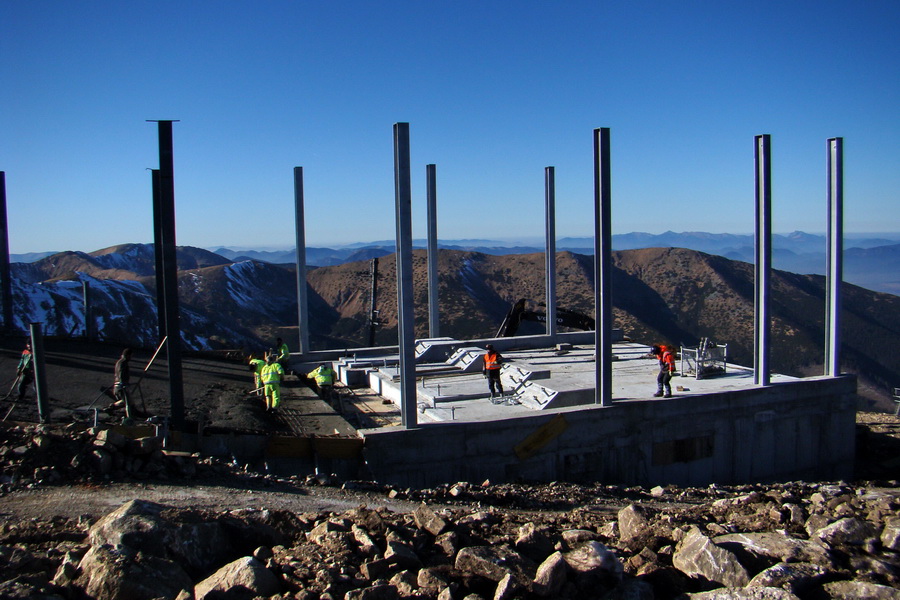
514, 414, 568, 460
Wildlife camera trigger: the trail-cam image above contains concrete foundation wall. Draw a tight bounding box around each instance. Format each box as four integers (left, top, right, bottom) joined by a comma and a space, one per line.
360, 375, 857, 489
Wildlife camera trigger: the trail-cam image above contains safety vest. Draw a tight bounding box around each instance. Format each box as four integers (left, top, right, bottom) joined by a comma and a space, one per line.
249, 358, 266, 373
18, 350, 33, 372
660, 348, 675, 371
277, 343, 289, 360
309, 366, 335, 385
484, 351, 501, 370
261, 363, 284, 385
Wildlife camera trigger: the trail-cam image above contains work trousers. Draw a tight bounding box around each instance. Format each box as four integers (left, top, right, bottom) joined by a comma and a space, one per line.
486, 369, 503, 395
657, 370, 672, 395
264, 383, 281, 410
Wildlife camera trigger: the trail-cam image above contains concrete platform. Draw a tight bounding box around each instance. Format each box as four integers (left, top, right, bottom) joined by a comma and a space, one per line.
320, 341, 797, 424
279, 336, 857, 489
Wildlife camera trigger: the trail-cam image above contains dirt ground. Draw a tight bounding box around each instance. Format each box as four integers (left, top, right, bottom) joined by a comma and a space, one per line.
0, 335, 284, 431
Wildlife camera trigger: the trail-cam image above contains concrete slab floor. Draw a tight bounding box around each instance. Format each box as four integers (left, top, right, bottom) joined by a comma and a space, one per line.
322, 341, 798, 427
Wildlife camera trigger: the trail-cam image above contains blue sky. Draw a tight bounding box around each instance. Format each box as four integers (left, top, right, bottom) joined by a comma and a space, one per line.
2, 1, 899, 254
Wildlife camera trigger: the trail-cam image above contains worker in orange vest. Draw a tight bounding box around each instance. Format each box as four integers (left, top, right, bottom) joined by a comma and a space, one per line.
651, 344, 676, 398
482, 344, 504, 398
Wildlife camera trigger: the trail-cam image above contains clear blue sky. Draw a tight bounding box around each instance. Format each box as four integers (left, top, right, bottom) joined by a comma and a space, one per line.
2, 1, 899, 254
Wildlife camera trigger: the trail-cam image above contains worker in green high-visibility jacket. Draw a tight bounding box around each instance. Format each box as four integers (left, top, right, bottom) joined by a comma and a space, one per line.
307, 362, 337, 403
260, 354, 285, 411
247, 353, 266, 395
275, 338, 290, 371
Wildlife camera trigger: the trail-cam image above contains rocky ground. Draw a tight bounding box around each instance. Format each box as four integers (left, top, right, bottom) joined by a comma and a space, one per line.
0, 338, 899, 599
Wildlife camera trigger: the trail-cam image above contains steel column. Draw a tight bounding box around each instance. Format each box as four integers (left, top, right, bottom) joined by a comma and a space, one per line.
426, 164, 440, 338
394, 123, 418, 427
593, 129, 613, 407
29, 322, 49, 423
294, 167, 310, 354
82, 280, 93, 341
754, 135, 772, 386
394, 123, 417, 428
545, 166, 557, 338
151, 120, 185, 430
825, 138, 844, 377
151, 169, 166, 341
0, 172, 13, 332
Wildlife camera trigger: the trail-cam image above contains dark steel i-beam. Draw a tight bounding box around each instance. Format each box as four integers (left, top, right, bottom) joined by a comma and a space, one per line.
754, 134, 772, 386
82, 280, 93, 341
151, 169, 166, 341
30, 322, 49, 423
0, 172, 12, 332
150, 120, 185, 430
593, 129, 613, 407
394, 123, 417, 428
426, 164, 439, 338
545, 166, 557, 338
826, 138, 844, 376
294, 167, 309, 354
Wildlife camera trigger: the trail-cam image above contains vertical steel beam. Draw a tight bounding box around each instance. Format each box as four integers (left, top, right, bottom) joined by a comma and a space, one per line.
0, 172, 13, 332
151, 169, 166, 341
151, 120, 185, 430
368, 257, 380, 347
593, 129, 613, 407
82, 280, 93, 341
754, 135, 772, 386
394, 123, 417, 428
545, 166, 557, 338
426, 164, 440, 338
29, 322, 49, 423
294, 167, 309, 354
825, 138, 844, 376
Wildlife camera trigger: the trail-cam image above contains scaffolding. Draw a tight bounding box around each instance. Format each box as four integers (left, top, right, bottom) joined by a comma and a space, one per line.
681, 338, 727, 380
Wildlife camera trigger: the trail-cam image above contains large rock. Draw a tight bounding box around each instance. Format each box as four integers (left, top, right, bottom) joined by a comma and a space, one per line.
712, 532, 832, 572
564, 540, 623, 580
76, 543, 193, 600
413, 503, 449, 536
673, 527, 749, 588
747, 562, 829, 595
515, 522, 556, 562
455, 546, 536, 584
532, 551, 568, 597
618, 504, 650, 541
880, 517, 900, 551
193, 556, 280, 600
88, 499, 231, 576
812, 517, 878, 548
686, 588, 801, 599
819, 580, 900, 599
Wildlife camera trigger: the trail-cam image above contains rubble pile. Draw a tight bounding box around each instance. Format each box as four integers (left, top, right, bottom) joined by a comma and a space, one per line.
0, 480, 898, 599
1, 418, 899, 599
0, 423, 224, 490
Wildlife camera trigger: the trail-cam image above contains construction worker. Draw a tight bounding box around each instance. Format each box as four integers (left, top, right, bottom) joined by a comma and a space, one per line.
482, 344, 504, 397
247, 353, 266, 394
275, 338, 290, 365
651, 344, 676, 398
112, 348, 134, 418
15, 341, 34, 402
307, 363, 337, 403
260, 354, 285, 412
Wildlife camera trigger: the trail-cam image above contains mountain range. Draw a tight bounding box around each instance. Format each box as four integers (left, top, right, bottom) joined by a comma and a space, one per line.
5, 241, 900, 410
205, 231, 898, 296
14, 231, 899, 296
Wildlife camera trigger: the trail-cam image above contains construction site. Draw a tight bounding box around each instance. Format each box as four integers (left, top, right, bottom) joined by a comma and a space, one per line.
0, 126, 859, 490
